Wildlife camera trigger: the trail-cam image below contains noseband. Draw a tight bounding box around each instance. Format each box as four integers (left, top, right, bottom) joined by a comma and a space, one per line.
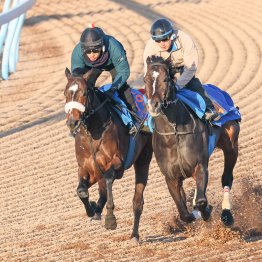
65, 82, 111, 133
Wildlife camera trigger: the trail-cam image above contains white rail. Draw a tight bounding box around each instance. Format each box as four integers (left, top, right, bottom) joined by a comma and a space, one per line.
0, 0, 36, 80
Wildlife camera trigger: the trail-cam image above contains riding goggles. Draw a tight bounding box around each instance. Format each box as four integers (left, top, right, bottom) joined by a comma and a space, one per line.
155, 37, 170, 43
84, 48, 102, 54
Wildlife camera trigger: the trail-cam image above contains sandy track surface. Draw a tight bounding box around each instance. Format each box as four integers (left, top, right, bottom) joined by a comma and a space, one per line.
0, 0, 261, 261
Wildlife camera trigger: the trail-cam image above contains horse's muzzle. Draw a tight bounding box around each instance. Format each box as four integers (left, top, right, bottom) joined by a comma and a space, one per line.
66, 119, 81, 136
146, 99, 161, 117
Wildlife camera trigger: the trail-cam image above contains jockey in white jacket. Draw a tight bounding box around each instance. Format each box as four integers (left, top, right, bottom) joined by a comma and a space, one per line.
143, 18, 219, 121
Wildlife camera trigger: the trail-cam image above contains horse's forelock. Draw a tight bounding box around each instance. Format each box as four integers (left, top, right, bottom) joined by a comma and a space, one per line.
148, 55, 167, 67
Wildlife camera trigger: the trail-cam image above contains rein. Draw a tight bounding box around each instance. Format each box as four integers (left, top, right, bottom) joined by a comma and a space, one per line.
82, 89, 110, 120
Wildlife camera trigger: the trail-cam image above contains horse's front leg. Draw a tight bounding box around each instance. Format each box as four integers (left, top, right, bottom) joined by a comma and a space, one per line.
91, 179, 107, 221
194, 164, 212, 221
77, 171, 95, 217
104, 169, 117, 230
165, 176, 195, 223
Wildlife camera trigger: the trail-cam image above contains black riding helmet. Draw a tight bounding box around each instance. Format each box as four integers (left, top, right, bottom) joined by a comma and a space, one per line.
80, 25, 105, 51
150, 18, 174, 41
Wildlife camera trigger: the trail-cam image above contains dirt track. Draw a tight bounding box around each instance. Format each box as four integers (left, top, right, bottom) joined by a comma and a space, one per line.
0, 0, 262, 261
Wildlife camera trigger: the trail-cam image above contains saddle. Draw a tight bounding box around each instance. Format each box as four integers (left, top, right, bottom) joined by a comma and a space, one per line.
99, 84, 153, 134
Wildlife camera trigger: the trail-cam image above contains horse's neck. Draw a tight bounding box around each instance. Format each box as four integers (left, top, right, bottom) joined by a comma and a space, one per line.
83, 101, 112, 138
160, 100, 199, 133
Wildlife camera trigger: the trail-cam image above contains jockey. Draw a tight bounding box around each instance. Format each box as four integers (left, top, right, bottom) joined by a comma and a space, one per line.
143, 18, 219, 121
71, 24, 138, 134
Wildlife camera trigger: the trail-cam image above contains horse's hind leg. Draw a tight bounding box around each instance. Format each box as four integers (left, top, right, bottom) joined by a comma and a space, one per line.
218, 122, 240, 226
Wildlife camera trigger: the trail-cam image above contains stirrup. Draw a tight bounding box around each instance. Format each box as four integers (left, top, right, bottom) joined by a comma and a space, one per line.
128, 125, 137, 135
205, 108, 221, 121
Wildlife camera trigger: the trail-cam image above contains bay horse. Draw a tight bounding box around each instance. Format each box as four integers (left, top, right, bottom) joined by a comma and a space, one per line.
64, 68, 153, 242
144, 56, 240, 227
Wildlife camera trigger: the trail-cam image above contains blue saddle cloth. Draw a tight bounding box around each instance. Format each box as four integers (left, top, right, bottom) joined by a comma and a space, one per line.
99, 84, 153, 170
177, 84, 241, 126
177, 84, 241, 156
99, 84, 153, 131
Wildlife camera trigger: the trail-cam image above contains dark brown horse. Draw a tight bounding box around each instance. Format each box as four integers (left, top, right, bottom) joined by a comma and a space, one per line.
144, 56, 240, 227
64, 68, 153, 242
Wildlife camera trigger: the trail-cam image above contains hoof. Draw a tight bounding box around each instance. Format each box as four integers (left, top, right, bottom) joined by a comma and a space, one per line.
192, 209, 202, 220
85, 207, 95, 217
181, 213, 196, 223
221, 209, 234, 227
201, 205, 213, 221
85, 201, 97, 217
130, 237, 139, 245
91, 213, 102, 221
105, 214, 117, 230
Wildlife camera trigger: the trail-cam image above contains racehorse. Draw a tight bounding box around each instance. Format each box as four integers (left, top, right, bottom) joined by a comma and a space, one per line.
64, 68, 153, 242
144, 56, 240, 227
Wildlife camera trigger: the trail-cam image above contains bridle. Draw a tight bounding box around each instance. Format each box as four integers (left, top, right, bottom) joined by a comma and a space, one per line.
65, 81, 111, 132
148, 62, 178, 109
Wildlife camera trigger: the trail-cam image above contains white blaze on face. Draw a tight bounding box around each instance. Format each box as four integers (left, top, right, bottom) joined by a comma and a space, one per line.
69, 84, 79, 101
152, 71, 159, 96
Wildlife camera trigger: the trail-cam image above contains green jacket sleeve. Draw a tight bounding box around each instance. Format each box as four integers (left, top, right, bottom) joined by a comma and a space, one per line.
109, 39, 130, 89
71, 44, 86, 74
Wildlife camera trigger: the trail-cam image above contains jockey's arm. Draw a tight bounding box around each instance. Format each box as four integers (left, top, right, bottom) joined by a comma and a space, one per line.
110, 45, 130, 91
71, 44, 86, 76
176, 33, 198, 87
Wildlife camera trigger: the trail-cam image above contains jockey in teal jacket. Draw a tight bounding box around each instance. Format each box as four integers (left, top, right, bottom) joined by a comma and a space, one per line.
71, 24, 137, 135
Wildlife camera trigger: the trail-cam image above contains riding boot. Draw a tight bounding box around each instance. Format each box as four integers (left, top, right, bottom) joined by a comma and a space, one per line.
118, 83, 139, 135
204, 106, 221, 121
185, 76, 220, 121
118, 83, 138, 113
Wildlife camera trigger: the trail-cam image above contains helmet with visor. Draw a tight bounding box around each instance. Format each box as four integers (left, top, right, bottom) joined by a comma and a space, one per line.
80, 24, 105, 53
150, 18, 174, 42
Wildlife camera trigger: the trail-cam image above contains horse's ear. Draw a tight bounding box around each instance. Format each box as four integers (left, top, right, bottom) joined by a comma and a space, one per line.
65, 67, 71, 79
83, 69, 93, 81
146, 56, 151, 65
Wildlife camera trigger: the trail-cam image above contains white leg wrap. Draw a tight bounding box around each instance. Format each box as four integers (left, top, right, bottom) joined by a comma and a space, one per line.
192, 209, 202, 219
193, 188, 197, 207
222, 186, 232, 210
192, 188, 202, 219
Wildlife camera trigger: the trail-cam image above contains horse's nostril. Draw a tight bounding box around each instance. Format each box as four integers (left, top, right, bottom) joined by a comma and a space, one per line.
155, 102, 159, 108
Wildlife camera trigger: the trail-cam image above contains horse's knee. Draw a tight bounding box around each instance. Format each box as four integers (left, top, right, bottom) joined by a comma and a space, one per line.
77, 185, 89, 199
